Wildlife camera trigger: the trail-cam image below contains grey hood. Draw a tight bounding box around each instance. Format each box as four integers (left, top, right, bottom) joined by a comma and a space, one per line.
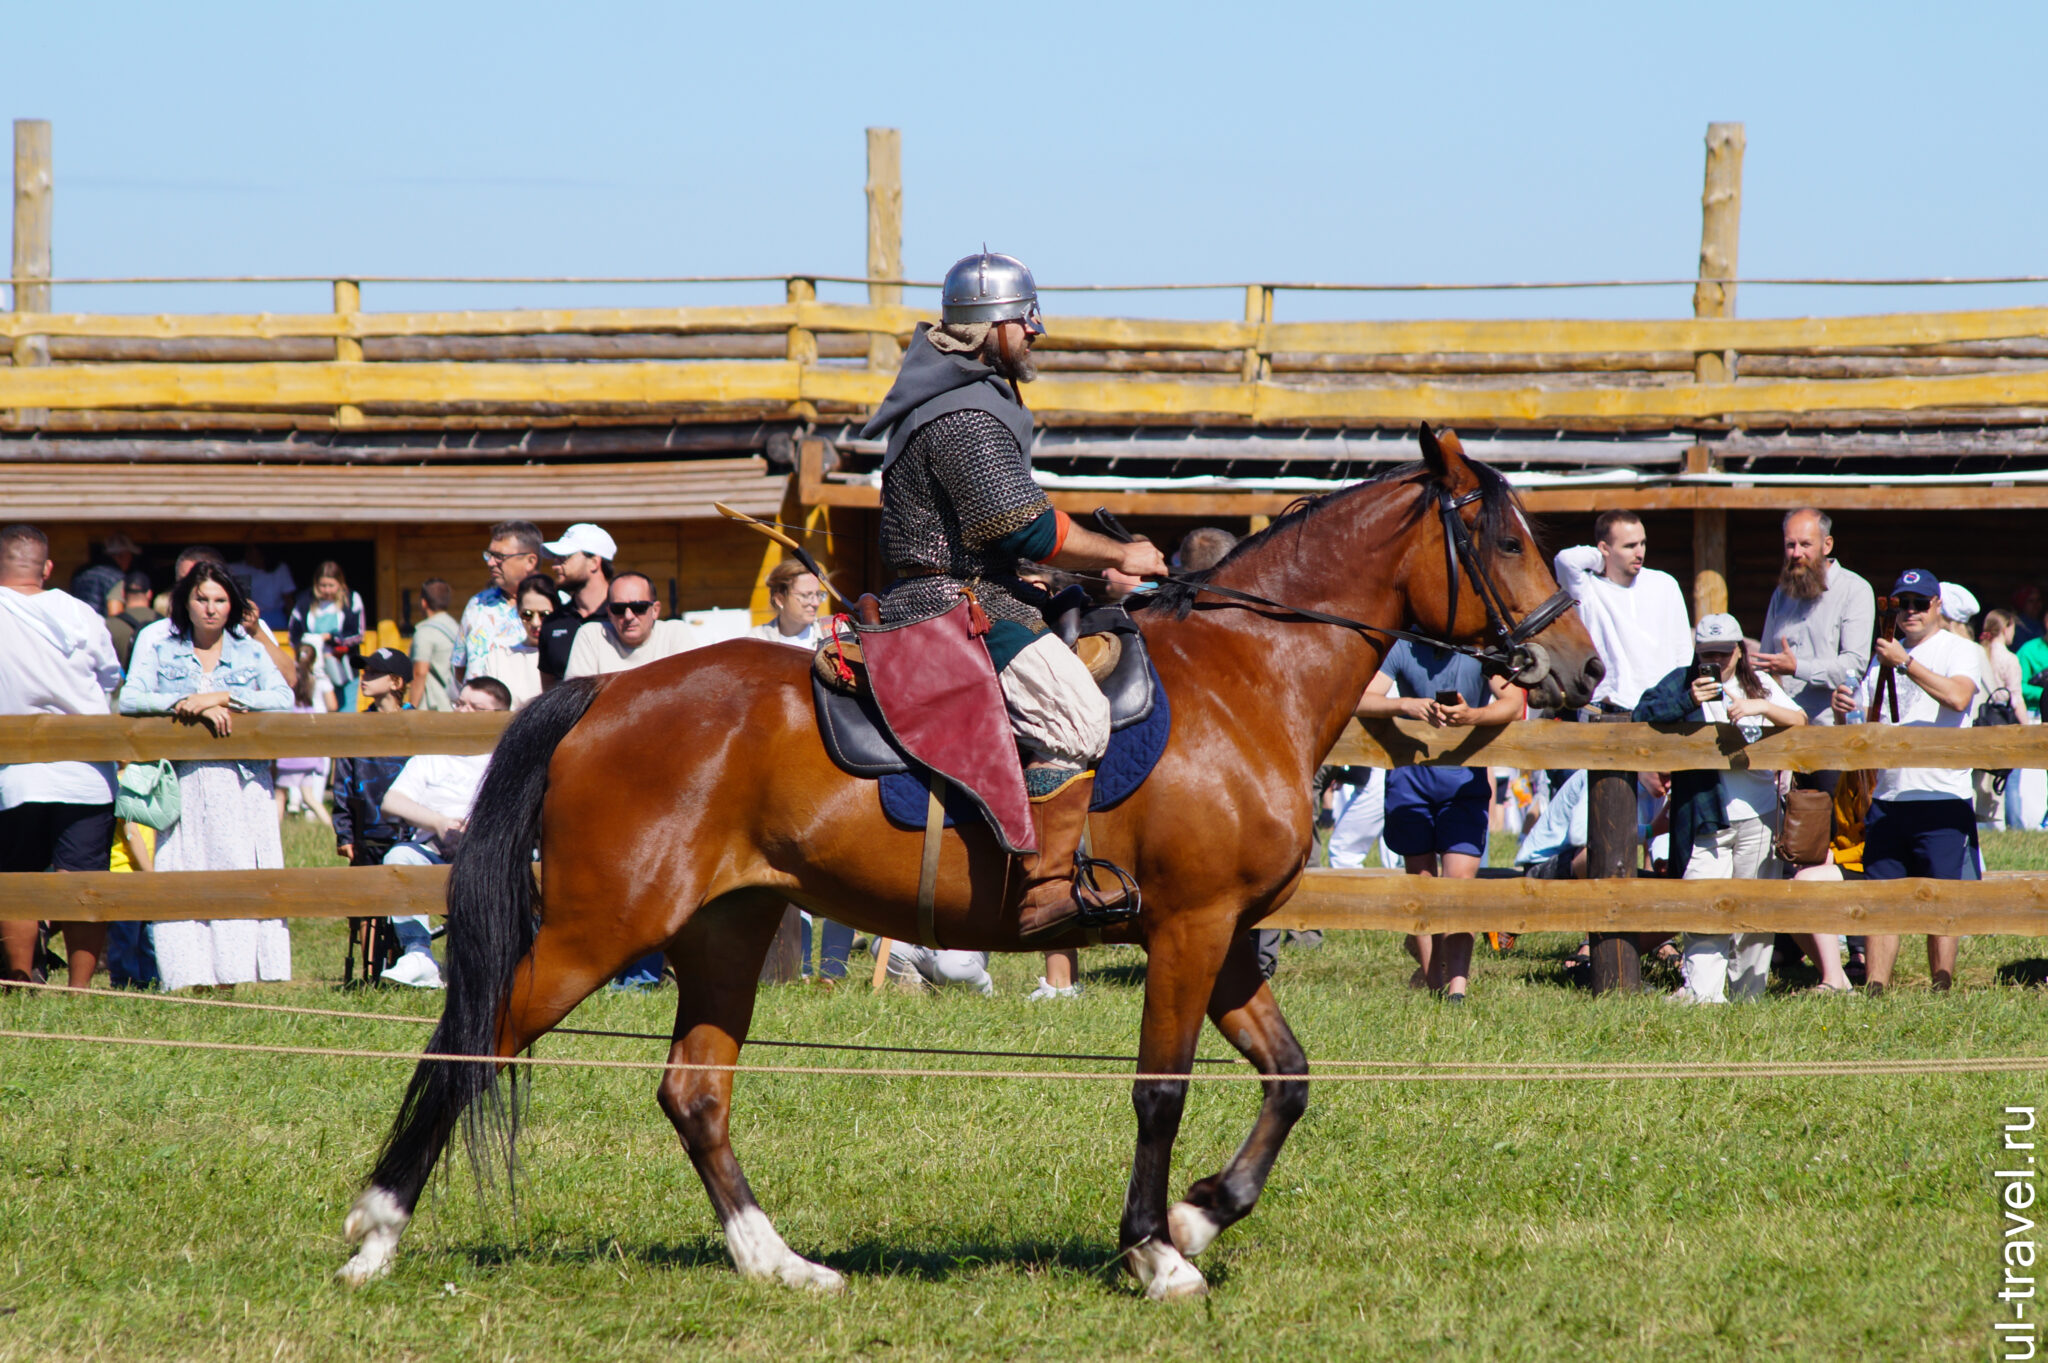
860, 324, 1033, 471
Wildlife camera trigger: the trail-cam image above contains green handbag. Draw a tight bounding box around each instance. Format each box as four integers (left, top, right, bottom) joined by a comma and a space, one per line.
114, 759, 182, 831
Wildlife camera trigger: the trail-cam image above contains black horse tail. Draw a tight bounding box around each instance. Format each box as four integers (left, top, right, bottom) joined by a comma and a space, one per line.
367, 676, 605, 1206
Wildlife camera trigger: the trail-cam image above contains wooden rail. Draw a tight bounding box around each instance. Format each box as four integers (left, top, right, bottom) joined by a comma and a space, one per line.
6, 713, 2046, 935
7, 712, 2048, 771
8, 865, 2047, 938
3, 299, 2046, 429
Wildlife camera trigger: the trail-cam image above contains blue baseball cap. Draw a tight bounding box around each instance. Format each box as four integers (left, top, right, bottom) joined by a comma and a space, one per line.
1891, 569, 1939, 599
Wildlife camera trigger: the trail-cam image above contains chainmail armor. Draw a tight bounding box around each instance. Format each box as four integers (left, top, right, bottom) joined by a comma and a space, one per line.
878, 408, 1052, 633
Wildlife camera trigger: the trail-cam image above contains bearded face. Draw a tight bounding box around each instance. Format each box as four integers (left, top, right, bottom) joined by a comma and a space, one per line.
987, 323, 1039, 383
1778, 554, 1829, 601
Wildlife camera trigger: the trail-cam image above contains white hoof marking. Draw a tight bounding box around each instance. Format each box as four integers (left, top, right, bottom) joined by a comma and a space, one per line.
337, 1187, 409, 1286
1167, 1201, 1221, 1258
723, 1206, 845, 1293
1129, 1238, 1208, 1301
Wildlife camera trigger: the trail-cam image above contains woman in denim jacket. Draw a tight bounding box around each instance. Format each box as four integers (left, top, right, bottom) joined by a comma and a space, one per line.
121, 561, 294, 991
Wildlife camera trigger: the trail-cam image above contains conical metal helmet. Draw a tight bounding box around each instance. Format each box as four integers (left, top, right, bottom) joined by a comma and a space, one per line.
940, 251, 1043, 333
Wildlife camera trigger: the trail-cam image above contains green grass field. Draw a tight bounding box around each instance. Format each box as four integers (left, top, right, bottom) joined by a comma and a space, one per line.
3, 821, 2046, 1360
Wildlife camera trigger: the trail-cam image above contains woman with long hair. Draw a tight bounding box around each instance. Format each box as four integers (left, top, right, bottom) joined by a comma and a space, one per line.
120, 560, 294, 991
288, 560, 367, 713
1633, 614, 1807, 1003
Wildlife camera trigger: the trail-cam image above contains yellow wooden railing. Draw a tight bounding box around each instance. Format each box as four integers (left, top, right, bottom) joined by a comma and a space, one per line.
3, 295, 2046, 427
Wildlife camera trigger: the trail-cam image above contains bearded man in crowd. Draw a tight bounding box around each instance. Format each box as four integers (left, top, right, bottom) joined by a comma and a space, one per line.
1755, 507, 1878, 843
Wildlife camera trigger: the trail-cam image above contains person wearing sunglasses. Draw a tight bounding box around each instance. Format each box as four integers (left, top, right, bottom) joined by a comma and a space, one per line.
1829, 569, 1982, 996
563, 571, 702, 679
472, 574, 556, 710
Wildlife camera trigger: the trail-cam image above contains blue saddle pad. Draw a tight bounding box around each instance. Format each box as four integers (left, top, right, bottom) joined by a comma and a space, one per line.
878, 661, 1171, 831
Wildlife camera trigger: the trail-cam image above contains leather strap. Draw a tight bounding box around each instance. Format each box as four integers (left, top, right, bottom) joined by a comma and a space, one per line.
1079, 814, 1104, 946
916, 774, 945, 948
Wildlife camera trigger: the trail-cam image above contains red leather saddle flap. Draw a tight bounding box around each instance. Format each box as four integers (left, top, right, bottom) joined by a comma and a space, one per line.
855, 599, 1036, 855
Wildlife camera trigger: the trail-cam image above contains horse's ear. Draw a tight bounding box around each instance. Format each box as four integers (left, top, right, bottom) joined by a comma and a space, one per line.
1416, 423, 1475, 485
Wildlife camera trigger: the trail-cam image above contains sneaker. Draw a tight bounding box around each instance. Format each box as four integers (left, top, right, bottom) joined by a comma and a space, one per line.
381, 951, 443, 989
1026, 978, 1081, 1001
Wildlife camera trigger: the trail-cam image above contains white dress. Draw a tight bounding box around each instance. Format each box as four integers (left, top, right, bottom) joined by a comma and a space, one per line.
152, 729, 291, 989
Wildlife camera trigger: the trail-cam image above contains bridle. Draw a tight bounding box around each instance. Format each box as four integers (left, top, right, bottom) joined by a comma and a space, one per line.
1432, 485, 1578, 680
1113, 482, 1577, 683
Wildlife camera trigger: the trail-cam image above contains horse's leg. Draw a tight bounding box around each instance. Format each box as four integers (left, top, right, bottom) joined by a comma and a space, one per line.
339, 922, 624, 1285
657, 893, 844, 1293
1119, 914, 1235, 1301
1167, 929, 1309, 1259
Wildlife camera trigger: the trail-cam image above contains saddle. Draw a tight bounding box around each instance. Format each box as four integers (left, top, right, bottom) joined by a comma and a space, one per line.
812, 604, 1160, 781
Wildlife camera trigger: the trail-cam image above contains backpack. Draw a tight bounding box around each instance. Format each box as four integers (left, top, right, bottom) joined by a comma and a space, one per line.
1976, 686, 2022, 792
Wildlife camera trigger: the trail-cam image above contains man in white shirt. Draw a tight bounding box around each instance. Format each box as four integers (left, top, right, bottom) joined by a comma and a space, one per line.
564, 571, 714, 679
1552, 511, 1693, 711
375, 677, 512, 987
1831, 569, 1981, 997
564, 570, 720, 988
0, 524, 124, 986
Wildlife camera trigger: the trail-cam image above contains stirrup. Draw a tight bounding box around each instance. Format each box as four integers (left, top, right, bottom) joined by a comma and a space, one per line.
1073, 854, 1141, 928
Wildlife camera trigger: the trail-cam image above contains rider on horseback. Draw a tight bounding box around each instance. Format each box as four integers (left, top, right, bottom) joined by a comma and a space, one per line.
859, 251, 1167, 939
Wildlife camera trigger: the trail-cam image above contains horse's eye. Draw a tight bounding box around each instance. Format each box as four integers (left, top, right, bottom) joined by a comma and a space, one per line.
1498, 538, 1524, 556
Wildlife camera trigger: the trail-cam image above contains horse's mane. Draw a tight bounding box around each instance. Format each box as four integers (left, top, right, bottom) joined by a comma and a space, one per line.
1141, 458, 1540, 620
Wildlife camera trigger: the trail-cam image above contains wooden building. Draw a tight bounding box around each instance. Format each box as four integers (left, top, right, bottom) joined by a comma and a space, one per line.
7, 121, 2047, 645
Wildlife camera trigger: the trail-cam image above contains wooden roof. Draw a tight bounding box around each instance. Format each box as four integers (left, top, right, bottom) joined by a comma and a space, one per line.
0, 458, 784, 523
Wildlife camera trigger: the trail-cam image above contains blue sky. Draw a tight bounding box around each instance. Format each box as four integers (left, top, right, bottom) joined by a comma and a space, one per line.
13, 1, 2047, 322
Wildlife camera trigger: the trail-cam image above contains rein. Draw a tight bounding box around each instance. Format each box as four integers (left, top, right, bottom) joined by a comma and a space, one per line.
1107, 489, 1576, 679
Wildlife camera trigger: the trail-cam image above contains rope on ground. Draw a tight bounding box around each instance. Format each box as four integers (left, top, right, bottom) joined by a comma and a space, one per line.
0, 981, 1246, 1066
9, 979, 2024, 1074
4, 1026, 2047, 1084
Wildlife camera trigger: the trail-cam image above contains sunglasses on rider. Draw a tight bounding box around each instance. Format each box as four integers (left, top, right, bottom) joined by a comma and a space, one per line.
1894, 594, 1933, 614
607, 600, 656, 617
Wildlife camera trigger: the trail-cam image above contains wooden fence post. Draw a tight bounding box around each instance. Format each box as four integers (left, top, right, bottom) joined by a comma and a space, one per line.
787, 277, 818, 422
1586, 714, 1642, 995
334, 279, 364, 429
759, 905, 806, 984
11, 118, 52, 430
1241, 285, 1271, 382
865, 127, 902, 373
1691, 121, 1743, 619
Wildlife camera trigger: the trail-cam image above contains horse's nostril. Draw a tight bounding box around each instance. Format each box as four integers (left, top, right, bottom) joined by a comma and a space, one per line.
1583, 655, 1606, 683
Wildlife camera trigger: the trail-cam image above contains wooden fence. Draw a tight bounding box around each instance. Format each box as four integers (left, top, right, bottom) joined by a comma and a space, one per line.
6, 714, 2047, 936
5, 297, 2048, 432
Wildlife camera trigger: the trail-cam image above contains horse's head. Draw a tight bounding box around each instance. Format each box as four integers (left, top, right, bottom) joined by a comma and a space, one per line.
1409, 424, 1604, 711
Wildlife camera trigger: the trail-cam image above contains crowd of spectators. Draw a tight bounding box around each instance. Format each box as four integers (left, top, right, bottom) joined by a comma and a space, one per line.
4, 503, 2043, 1004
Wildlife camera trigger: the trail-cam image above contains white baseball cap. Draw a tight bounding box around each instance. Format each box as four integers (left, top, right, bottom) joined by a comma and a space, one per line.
1939, 581, 1979, 622
542, 523, 617, 559
1694, 613, 1743, 647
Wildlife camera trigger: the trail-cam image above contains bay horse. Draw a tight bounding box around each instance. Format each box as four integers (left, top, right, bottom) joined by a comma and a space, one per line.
338, 426, 1602, 1300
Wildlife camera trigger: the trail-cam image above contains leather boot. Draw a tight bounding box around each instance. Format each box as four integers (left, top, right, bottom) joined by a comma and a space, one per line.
1016, 771, 1127, 940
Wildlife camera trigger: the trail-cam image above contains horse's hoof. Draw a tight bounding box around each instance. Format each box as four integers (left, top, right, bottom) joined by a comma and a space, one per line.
1129, 1239, 1208, 1301
774, 1257, 846, 1293
1167, 1201, 1221, 1258
725, 1207, 844, 1293
337, 1187, 408, 1287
